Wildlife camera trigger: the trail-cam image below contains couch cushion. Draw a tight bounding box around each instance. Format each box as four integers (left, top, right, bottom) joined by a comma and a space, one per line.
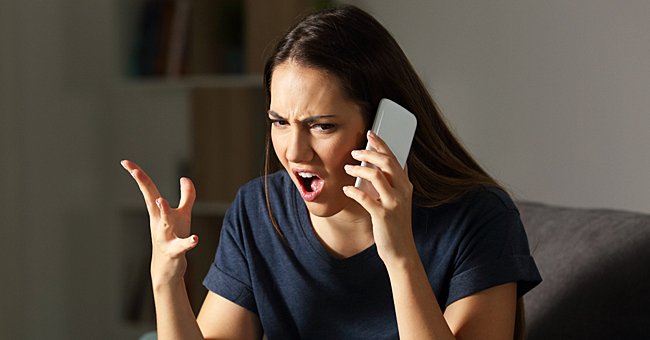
517, 202, 650, 340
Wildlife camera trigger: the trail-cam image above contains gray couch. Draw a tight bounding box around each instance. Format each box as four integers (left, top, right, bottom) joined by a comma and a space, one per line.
518, 202, 650, 339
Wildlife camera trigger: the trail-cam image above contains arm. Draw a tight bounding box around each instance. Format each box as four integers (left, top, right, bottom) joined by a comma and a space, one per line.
343, 133, 517, 339
152, 278, 204, 339
443, 282, 517, 339
152, 276, 263, 340
197, 291, 263, 340
122, 160, 202, 339
121, 160, 262, 340
382, 234, 517, 340
386, 251, 517, 339
153, 276, 263, 340
384, 252, 454, 339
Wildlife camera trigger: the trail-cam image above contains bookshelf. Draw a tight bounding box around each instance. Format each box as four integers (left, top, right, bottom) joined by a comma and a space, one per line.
116, 0, 333, 325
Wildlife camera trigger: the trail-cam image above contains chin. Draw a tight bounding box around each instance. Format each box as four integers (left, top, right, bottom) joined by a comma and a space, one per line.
302, 191, 358, 218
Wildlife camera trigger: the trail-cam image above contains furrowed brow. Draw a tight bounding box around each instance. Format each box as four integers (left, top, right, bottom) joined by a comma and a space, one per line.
268, 110, 336, 123
301, 115, 336, 124
268, 110, 285, 120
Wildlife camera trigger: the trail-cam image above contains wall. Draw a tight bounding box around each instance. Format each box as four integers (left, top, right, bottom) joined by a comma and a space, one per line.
1, 1, 27, 338
347, 0, 650, 213
0, 0, 158, 338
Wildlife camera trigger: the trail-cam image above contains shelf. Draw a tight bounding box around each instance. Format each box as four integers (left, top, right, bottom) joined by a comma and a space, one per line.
114, 0, 328, 325
117, 74, 264, 91
122, 200, 231, 217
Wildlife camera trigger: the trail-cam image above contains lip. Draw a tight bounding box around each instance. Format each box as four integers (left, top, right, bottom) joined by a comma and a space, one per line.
291, 167, 325, 202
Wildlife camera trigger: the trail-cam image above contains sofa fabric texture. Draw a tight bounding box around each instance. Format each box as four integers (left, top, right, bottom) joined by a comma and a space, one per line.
518, 202, 650, 339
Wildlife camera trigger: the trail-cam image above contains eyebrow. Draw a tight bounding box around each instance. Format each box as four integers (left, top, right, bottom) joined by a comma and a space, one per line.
268, 110, 337, 124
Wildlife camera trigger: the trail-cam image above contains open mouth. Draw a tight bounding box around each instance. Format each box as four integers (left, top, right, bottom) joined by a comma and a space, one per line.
295, 171, 324, 201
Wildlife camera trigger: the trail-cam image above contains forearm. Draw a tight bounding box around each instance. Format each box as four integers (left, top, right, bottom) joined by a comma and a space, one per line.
385, 254, 455, 340
153, 279, 204, 340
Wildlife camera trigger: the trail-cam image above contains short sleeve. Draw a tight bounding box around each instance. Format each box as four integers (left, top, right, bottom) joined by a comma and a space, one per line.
202, 199, 258, 313
446, 192, 542, 306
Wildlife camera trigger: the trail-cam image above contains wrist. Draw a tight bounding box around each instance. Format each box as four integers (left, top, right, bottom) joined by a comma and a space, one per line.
150, 254, 188, 291
382, 249, 422, 274
151, 274, 186, 293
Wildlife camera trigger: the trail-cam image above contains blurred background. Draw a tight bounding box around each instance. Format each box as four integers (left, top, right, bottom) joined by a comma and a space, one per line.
1, 0, 648, 338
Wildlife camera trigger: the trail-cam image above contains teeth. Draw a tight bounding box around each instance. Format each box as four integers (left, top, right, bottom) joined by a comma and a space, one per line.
298, 172, 317, 178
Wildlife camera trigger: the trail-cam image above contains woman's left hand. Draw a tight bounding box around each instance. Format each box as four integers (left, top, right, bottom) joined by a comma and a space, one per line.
342, 131, 418, 265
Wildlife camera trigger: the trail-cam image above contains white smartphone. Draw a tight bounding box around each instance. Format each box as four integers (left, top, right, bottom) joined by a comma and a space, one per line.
354, 98, 417, 199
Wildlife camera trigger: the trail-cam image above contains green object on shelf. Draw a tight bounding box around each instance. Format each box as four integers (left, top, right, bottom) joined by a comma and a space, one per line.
139, 331, 157, 340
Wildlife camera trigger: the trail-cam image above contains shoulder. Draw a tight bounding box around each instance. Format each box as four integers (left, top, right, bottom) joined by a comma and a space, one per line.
463, 185, 519, 214
414, 185, 519, 222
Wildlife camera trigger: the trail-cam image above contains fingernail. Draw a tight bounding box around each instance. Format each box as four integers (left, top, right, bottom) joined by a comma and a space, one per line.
155, 198, 162, 207
344, 164, 353, 172
351, 150, 360, 157
342, 186, 349, 193
367, 130, 375, 138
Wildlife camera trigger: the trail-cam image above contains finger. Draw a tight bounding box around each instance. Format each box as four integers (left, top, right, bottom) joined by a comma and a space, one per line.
345, 164, 394, 201
178, 177, 196, 211
121, 160, 162, 198
351, 149, 402, 183
154, 197, 176, 239
342, 185, 381, 212
353, 132, 410, 187
121, 160, 162, 216
367, 131, 398, 161
169, 235, 199, 257
155, 197, 172, 220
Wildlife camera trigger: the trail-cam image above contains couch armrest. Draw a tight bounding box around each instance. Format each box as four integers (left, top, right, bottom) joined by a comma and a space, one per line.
517, 202, 650, 339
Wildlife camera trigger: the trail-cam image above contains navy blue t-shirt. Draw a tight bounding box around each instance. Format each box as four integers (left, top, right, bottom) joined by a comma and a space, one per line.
203, 170, 541, 339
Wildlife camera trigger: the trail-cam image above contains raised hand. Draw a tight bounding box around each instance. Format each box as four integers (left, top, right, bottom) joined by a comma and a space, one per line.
342, 131, 417, 264
121, 160, 198, 286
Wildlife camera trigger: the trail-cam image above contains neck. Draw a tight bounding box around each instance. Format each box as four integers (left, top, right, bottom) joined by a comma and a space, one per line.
309, 202, 374, 259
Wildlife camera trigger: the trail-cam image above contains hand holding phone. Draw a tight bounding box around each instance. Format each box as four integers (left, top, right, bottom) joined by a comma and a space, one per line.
354, 98, 417, 199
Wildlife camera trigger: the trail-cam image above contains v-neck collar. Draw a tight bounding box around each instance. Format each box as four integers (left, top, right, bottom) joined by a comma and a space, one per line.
290, 184, 379, 268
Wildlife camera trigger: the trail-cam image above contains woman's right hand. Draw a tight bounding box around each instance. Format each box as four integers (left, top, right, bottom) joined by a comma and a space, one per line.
121, 160, 198, 287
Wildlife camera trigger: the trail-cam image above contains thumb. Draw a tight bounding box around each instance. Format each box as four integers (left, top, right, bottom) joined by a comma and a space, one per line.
169, 234, 199, 256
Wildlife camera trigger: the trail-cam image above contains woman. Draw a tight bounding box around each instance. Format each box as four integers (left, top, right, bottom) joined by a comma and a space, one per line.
122, 5, 541, 339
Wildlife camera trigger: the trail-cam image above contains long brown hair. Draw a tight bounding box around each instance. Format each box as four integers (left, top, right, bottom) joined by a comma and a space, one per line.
263, 5, 501, 209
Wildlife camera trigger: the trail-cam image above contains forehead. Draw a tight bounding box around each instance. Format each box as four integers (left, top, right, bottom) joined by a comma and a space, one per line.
269, 62, 361, 120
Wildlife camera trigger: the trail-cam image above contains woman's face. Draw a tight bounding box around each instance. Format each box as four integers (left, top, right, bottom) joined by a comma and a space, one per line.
269, 62, 367, 217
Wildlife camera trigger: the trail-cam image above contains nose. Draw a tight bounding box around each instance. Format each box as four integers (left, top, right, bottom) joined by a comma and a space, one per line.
285, 128, 313, 163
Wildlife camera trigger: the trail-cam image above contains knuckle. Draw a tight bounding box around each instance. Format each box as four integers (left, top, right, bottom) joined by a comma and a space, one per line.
384, 198, 398, 210
370, 168, 384, 181
379, 155, 393, 167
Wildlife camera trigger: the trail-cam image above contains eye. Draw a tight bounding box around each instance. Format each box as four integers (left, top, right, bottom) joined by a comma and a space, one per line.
269, 119, 289, 128
311, 123, 336, 132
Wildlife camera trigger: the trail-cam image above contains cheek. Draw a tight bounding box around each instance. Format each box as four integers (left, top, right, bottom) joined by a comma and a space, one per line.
270, 131, 286, 163
321, 138, 358, 169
